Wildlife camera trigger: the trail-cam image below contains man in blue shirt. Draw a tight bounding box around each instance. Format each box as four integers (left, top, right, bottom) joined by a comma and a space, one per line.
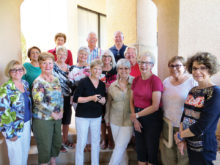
109, 31, 127, 62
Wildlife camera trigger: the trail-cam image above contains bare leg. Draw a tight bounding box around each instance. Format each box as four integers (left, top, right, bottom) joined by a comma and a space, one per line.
107, 125, 114, 149
138, 161, 147, 165
50, 157, 56, 165
101, 122, 107, 149
62, 124, 69, 143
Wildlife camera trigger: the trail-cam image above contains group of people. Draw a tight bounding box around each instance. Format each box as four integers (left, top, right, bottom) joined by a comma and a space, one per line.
0, 30, 219, 165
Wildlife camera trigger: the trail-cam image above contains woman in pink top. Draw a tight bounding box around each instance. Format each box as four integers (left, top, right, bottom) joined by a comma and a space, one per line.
130, 52, 163, 165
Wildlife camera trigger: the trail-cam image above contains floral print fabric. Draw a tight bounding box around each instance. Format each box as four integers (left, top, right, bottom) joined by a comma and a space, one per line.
32, 76, 63, 120
0, 79, 31, 139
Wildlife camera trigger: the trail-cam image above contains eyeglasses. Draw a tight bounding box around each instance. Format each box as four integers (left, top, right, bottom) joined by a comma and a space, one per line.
103, 55, 111, 58
118, 67, 129, 70
169, 64, 183, 69
138, 61, 152, 65
192, 66, 207, 71
10, 68, 24, 73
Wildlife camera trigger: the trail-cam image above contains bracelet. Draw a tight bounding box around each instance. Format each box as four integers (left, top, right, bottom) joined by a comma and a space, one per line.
177, 132, 183, 141
135, 113, 139, 119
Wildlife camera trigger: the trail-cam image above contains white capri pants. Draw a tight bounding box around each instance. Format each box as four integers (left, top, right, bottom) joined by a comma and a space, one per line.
3, 120, 31, 165
109, 123, 133, 165
75, 116, 102, 165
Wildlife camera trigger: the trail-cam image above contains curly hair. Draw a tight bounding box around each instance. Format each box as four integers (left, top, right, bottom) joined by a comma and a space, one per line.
186, 52, 219, 75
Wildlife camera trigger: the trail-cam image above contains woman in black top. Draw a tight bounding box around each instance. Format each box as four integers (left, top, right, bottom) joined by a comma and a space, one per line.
73, 59, 106, 165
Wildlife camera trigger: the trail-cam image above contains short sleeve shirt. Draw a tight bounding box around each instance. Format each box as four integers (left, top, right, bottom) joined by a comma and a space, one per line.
131, 75, 163, 108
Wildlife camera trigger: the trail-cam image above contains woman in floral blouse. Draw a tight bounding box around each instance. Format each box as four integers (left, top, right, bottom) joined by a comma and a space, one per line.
32, 52, 63, 165
0, 60, 32, 165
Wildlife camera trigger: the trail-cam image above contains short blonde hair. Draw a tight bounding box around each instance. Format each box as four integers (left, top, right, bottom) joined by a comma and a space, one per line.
90, 59, 103, 69
124, 46, 137, 57
5, 60, 26, 78
38, 52, 55, 63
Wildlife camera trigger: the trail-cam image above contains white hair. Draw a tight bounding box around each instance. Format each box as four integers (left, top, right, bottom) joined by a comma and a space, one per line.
114, 31, 124, 39
116, 58, 131, 69
87, 32, 97, 40
56, 46, 67, 55
101, 49, 116, 68
138, 51, 155, 64
78, 46, 90, 55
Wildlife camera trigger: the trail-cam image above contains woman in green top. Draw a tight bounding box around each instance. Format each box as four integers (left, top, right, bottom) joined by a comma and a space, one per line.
23, 46, 42, 89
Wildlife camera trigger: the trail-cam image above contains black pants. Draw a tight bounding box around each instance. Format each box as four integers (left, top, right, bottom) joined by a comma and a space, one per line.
134, 107, 163, 164
187, 148, 214, 165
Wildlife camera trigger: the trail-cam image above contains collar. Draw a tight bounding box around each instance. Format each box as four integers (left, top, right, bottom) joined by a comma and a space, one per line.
114, 76, 133, 88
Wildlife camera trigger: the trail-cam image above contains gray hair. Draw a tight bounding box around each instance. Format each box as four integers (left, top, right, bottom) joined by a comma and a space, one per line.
87, 32, 97, 40
114, 31, 124, 39
116, 59, 131, 69
124, 46, 137, 57
138, 51, 155, 64
78, 46, 90, 56
101, 50, 116, 68
56, 46, 67, 55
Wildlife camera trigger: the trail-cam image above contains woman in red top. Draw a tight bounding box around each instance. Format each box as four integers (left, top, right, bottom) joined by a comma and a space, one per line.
124, 46, 141, 78
48, 33, 73, 65
130, 52, 163, 165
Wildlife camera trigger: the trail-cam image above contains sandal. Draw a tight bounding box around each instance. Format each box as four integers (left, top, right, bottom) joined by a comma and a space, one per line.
108, 142, 114, 150
65, 141, 75, 149
100, 140, 107, 150
84, 144, 91, 152
60, 144, 67, 153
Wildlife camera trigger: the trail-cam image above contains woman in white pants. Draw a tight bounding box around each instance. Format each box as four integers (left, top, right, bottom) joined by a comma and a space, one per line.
0, 60, 32, 165
73, 59, 106, 165
105, 59, 133, 165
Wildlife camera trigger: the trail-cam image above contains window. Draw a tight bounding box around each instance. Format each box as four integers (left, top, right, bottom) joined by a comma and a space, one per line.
77, 6, 107, 49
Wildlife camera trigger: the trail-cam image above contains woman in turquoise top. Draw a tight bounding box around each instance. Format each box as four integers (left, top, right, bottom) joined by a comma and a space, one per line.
0, 60, 32, 165
23, 46, 41, 89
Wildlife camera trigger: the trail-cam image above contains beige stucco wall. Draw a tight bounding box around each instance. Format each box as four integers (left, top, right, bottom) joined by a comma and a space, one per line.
77, 0, 106, 14
153, 0, 179, 81
0, 0, 23, 85
178, 0, 220, 85
0, 0, 23, 163
106, 0, 137, 47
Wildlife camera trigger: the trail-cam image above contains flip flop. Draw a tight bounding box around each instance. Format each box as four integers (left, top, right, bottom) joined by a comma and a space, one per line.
65, 141, 75, 149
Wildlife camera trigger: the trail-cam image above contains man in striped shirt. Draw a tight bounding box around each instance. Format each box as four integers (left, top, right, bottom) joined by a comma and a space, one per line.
87, 32, 103, 64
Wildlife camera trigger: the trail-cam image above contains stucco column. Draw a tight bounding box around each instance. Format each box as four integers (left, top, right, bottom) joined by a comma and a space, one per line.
137, 0, 158, 74
0, 0, 23, 164
0, 0, 23, 84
